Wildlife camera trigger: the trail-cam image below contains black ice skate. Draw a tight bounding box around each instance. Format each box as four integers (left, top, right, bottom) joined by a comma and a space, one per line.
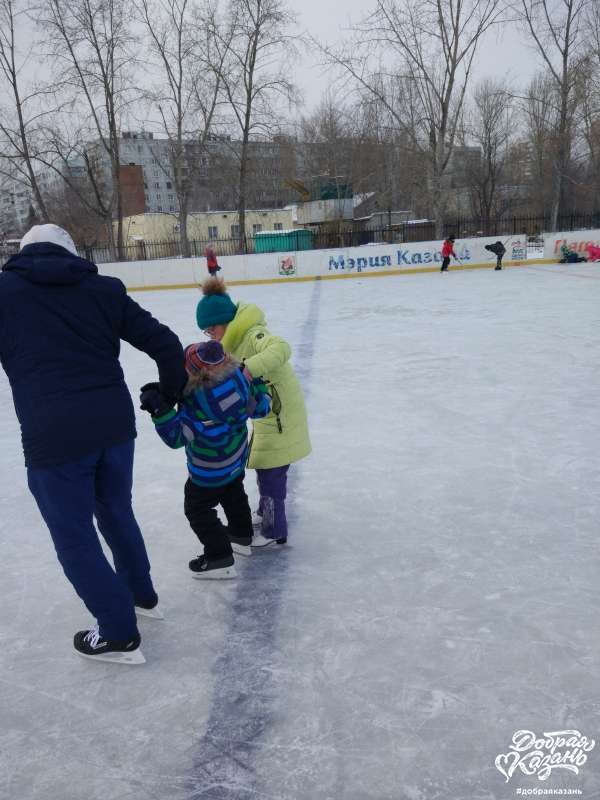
228, 533, 252, 557
189, 553, 237, 579
73, 626, 145, 665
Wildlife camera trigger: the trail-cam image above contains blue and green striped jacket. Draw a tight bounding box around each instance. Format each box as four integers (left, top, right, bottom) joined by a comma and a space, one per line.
152, 364, 270, 487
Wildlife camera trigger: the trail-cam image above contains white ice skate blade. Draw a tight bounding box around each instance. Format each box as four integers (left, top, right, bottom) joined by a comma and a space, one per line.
76, 648, 146, 665
231, 542, 252, 557
192, 565, 237, 580
251, 535, 278, 548
135, 604, 164, 620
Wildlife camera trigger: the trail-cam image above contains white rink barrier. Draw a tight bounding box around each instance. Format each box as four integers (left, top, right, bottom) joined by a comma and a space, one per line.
97, 234, 540, 290
543, 228, 600, 260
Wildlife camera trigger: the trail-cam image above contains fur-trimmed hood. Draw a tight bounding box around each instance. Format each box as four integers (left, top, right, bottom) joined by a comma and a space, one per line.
183, 359, 253, 426
184, 356, 240, 393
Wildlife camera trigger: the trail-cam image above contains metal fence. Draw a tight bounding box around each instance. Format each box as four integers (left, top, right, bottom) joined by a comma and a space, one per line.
2, 212, 600, 266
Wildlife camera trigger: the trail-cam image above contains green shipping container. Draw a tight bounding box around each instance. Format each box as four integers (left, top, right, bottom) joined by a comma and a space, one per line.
254, 229, 314, 253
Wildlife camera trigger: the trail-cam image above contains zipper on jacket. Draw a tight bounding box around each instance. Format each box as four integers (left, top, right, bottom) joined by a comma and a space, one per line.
268, 383, 283, 433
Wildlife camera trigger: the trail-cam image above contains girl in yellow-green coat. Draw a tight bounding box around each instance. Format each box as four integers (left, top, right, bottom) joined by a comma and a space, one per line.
195, 278, 311, 548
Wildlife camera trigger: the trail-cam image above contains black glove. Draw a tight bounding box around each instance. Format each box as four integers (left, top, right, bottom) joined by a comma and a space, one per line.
139, 382, 175, 416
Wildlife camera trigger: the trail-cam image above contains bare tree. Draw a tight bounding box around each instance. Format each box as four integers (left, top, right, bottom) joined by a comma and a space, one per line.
35, 124, 118, 244
45, 178, 108, 245
465, 79, 514, 229
572, 57, 600, 210
135, 0, 228, 257
517, 0, 591, 230
520, 73, 558, 215
298, 95, 355, 210
297, 93, 424, 229
216, 0, 297, 252
0, 0, 50, 222
39, 0, 136, 258
578, 8, 600, 209
319, 0, 502, 237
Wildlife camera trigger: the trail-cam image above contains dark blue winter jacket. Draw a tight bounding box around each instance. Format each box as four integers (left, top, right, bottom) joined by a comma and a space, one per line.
0, 242, 186, 467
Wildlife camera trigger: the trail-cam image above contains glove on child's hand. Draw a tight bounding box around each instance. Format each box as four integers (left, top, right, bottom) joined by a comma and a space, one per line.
139, 382, 174, 416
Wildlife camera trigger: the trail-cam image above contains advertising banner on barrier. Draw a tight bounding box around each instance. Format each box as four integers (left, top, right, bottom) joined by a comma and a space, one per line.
509, 238, 528, 260
98, 233, 546, 290
544, 229, 600, 260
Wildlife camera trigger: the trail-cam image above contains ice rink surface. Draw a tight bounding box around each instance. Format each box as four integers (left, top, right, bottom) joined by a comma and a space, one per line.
2, 262, 600, 800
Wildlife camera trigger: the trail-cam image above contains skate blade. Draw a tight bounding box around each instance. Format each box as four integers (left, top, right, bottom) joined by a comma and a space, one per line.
251, 536, 277, 549
76, 648, 146, 665
135, 604, 164, 620
192, 565, 237, 580
231, 542, 252, 557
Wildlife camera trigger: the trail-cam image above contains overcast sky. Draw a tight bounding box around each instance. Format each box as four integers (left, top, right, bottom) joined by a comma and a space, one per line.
295, 0, 541, 112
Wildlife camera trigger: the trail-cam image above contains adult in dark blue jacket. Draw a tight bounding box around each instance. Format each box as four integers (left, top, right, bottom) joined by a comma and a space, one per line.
0, 224, 186, 664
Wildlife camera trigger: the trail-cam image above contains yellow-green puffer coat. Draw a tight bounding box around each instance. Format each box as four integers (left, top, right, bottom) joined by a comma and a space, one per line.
221, 302, 311, 469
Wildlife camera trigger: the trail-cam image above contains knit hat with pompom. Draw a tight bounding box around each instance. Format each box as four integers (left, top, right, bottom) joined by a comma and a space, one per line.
184, 340, 226, 373
195, 277, 237, 329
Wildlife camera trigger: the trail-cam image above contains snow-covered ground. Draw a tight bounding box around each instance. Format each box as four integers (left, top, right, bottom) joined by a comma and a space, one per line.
2, 261, 600, 800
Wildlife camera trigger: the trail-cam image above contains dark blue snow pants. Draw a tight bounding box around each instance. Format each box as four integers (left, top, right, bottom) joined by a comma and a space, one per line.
27, 440, 157, 640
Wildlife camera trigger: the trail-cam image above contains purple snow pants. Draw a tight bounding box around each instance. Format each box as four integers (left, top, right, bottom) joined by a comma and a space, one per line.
256, 465, 290, 541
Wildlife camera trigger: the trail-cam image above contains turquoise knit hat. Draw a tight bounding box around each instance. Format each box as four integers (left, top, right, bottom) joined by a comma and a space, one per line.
196, 279, 237, 329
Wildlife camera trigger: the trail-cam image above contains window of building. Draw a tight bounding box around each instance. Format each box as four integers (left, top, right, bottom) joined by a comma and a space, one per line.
167, 194, 173, 201
154, 182, 160, 188
169, 205, 175, 212
208, 225, 218, 239
230, 224, 240, 238
166, 181, 172, 189
252, 224, 262, 233
153, 170, 159, 176
157, 205, 163, 212
274, 222, 283, 231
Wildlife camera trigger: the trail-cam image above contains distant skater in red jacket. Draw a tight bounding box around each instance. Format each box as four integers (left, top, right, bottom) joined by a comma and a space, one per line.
205, 245, 221, 276
441, 236, 456, 272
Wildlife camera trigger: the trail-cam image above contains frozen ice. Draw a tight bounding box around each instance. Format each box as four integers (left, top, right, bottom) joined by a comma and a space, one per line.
2, 262, 600, 799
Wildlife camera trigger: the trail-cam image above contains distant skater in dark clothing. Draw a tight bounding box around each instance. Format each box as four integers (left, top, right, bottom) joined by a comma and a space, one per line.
485, 240, 506, 270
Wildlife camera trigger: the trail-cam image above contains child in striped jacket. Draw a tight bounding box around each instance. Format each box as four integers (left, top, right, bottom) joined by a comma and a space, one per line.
140, 340, 270, 579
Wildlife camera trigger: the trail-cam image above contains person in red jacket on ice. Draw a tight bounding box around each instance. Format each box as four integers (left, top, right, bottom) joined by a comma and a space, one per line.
205, 245, 221, 276
440, 235, 456, 272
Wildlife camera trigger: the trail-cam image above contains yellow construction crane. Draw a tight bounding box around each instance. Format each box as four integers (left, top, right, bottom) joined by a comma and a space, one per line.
284, 178, 310, 202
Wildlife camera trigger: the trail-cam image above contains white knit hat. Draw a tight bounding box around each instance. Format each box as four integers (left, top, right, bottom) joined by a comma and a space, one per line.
20, 224, 78, 256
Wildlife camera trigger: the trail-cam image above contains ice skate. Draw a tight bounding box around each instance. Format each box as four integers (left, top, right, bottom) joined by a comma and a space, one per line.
251, 510, 263, 530
135, 600, 164, 620
251, 533, 279, 548
189, 553, 237, 579
228, 533, 252, 557
73, 626, 145, 665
